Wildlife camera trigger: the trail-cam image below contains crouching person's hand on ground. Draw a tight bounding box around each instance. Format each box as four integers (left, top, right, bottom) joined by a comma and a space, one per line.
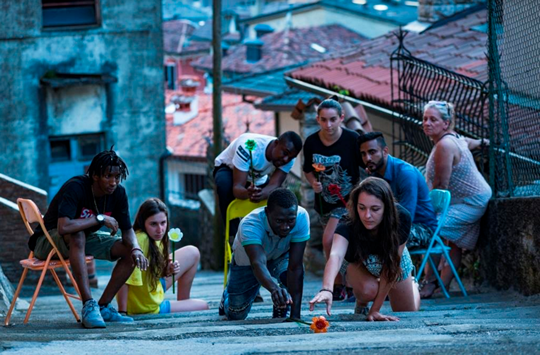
366, 310, 399, 322
271, 286, 292, 308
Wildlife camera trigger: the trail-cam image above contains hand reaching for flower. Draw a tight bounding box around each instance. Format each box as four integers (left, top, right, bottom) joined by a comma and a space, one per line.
309, 290, 333, 316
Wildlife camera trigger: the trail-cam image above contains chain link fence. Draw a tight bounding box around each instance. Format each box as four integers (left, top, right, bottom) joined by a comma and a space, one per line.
488, 0, 540, 197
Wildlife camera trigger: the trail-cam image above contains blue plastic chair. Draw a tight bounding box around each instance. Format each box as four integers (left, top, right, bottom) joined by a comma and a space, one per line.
410, 189, 468, 298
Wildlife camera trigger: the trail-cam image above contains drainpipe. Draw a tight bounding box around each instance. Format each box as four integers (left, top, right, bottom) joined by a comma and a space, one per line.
159, 147, 173, 202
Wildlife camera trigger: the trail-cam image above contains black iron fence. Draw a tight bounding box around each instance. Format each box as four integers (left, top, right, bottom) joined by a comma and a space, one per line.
390, 30, 489, 170
487, 0, 540, 197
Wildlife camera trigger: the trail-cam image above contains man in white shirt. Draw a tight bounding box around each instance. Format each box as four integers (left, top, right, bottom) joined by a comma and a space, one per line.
213, 131, 302, 229
219, 188, 310, 320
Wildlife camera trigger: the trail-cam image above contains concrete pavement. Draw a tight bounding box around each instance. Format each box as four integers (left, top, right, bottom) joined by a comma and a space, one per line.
1, 267, 540, 354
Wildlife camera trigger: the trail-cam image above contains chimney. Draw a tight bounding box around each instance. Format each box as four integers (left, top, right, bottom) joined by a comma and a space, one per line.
254, 24, 274, 38
244, 39, 264, 63
418, 0, 481, 23
178, 76, 200, 94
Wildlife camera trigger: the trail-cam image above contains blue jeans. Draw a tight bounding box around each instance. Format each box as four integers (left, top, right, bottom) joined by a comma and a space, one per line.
221, 253, 289, 320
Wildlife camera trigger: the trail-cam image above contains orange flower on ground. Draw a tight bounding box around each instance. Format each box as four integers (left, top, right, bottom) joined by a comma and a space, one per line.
310, 316, 330, 333
312, 163, 326, 173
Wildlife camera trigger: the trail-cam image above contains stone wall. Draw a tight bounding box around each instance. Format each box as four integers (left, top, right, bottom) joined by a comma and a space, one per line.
479, 197, 540, 295
0, 1, 165, 215
0, 174, 54, 285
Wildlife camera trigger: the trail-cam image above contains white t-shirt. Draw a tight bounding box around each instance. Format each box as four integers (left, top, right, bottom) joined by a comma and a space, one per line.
232, 206, 310, 266
214, 133, 295, 186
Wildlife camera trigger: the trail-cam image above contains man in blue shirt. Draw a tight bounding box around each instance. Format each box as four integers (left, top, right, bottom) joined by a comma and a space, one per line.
219, 188, 310, 320
358, 132, 437, 248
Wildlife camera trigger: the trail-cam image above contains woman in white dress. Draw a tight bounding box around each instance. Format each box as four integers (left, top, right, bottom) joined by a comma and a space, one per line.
421, 101, 492, 298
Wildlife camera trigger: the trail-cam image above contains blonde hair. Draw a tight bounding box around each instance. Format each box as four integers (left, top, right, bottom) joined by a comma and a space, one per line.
424, 101, 455, 130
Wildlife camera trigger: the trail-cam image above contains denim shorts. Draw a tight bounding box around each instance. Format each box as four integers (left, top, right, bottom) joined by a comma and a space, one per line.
221, 253, 289, 320
320, 207, 348, 225
361, 247, 414, 282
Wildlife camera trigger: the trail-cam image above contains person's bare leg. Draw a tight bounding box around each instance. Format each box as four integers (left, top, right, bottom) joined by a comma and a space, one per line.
66, 231, 92, 302
88, 259, 98, 288
346, 263, 378, 309
168, 299, 209, 312
116, 284, 128, 313
439, 242, 463, 290
165, 246, 200, 300
99, 241, 134, 306
419, 254, 441, 299
322, 217, 343, 287
388, 276, 420, 312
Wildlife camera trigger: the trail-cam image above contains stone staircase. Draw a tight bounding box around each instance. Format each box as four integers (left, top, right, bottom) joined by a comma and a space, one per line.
2, 270, 540, 354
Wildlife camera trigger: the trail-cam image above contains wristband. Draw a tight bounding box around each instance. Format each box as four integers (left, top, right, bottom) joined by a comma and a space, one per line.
131, 247, 143, 255
319, 288, 333, 294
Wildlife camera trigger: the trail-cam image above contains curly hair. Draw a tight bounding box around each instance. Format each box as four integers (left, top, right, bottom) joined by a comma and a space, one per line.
267, 188, 298, 212
133, 198, 170, 292
346, 177, 402, 283
86, 146, 129, 181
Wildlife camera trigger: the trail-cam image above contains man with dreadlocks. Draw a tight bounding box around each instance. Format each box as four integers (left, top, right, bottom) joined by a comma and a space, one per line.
29, 148, 149, 328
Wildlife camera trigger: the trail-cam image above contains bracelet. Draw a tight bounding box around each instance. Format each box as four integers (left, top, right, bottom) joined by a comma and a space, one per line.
319, 288, 333, 294
131, 247, 143, 255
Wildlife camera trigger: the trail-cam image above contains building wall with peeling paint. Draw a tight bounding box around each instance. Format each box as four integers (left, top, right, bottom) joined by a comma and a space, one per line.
0, 0, 165, 214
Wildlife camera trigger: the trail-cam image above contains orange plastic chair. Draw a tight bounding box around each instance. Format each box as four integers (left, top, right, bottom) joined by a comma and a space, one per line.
223, 198, 267, 288
4, 198, 94, 326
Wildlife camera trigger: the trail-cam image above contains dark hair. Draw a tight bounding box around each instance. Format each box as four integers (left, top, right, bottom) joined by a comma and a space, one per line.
133, 198, 170, 292
267, 188, 298, 212
86, 146, 129, 181
358, 131, 387, 149
317, 95, 342, 116
346, 177, 401, 283
278, 131, 303, 153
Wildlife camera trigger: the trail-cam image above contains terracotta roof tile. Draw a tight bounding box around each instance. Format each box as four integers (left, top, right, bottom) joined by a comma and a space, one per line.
166, 92, 274, 159
289, 9, 488, 111
193, 24, 366, 75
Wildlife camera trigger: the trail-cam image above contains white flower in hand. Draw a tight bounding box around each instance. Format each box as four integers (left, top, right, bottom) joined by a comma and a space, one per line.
168, 228, 183, 242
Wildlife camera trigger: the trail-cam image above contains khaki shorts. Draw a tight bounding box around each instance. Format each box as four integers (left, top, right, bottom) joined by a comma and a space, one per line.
34, 229, 121, 261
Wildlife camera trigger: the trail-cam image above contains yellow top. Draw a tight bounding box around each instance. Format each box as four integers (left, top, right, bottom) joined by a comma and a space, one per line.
126, 231, 165, 315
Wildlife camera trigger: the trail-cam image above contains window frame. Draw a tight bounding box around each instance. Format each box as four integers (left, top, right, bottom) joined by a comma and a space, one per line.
41, 0, 102, 31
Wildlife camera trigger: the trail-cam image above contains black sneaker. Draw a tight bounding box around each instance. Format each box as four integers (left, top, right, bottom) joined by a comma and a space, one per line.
272, 304, 290, 319
218, 297, 225, 316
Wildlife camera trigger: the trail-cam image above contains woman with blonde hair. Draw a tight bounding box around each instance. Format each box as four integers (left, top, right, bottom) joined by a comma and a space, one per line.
421, 101, 491, 298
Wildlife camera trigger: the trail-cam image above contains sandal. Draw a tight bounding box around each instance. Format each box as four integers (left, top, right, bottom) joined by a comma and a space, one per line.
419, 279, 438, 299
354, 304, 369, 316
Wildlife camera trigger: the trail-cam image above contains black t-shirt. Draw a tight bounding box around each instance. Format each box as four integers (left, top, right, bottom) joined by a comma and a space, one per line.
303, 128, 361, 215
29, 175, 132, 250
335, 204, 411, 263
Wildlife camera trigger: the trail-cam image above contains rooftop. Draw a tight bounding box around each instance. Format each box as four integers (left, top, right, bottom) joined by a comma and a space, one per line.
239, 0, 419, 27
192, 24, 366, 75
287, 8, 488, 112
166, 92, 274, 159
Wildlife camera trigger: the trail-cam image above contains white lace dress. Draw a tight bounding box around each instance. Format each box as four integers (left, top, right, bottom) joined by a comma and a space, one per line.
426, 135, 492, 250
